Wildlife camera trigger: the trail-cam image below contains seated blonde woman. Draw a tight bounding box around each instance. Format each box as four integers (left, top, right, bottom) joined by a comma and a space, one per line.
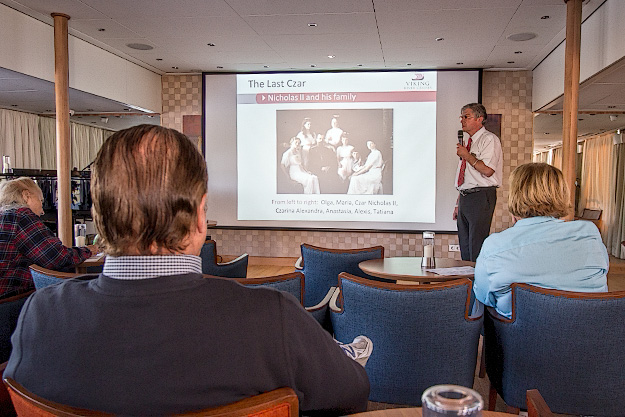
0, 177, 97, 299
472, 163, 609, 318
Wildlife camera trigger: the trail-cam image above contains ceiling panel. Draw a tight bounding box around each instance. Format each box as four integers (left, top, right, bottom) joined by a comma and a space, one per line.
225, 0, 373, 16
242, 12, 377, 36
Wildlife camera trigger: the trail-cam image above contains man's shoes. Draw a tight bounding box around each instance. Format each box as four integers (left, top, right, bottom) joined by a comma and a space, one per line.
339, 335, 373, 367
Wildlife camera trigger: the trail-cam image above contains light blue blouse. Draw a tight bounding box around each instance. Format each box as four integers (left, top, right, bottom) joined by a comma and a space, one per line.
473, 216, 609, 318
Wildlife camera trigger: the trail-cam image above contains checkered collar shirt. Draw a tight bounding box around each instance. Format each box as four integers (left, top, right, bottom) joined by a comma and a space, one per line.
102, 255, 202, 280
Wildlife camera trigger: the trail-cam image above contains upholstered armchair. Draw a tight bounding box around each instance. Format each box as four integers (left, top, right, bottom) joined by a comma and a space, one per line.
331, 273, 482, 406
200, 240, 248, 278
484, 283, 625, 416
295, 244, 384, 308
233, 272, 337, 333
29, 265, 78, 290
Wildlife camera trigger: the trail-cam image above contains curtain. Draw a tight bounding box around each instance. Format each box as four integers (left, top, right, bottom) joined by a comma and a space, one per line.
0, 108, 41, 169
71, 123, 112, 171
38, 117, 113, 170
551, 147, 563, 170
39, 117, 56, 169
533, 151, 549, 163
607, 143, 625, 258
578, 133, 614, 239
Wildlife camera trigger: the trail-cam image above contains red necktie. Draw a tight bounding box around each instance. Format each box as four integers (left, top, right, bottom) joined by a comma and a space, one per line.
457, 137, 472, 187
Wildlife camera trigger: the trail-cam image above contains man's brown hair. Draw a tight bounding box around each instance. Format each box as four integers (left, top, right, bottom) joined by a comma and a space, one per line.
92, 124, 207, 256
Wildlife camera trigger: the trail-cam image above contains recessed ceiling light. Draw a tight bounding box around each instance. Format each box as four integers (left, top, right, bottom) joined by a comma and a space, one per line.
45, 109, 52, 112
406, 63, 412, 66
435, 37, 444, 41
608, 105, 616, 108
217, 66, 223, 69
171, 66, 179, 69
514, 51, 522, 54
507, 61, 515, 64
11, 104, 17, 107
507, 32, 537, 41
328, 55, 335, 59
97, 28, 105, 32
541, 15, 550, 20
357, 64, 363, 67
308, 23, 317, 27
578, 118, 584, 121
126, 43, 153, 50
310, 64, 316, 68
456, 62, 463, 65
545, 132, 550, 135
156, 58, 163, 61
207, 43, 215, 47
263, 65, 269, 68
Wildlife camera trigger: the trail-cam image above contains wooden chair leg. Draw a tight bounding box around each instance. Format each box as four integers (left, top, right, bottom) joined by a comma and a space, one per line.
488, 383, 497, 411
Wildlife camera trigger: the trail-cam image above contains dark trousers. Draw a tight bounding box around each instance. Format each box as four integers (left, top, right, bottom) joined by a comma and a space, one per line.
457, 187, 497, 262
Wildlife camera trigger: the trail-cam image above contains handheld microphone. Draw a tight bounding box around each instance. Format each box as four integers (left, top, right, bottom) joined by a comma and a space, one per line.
457, 130, 464, 146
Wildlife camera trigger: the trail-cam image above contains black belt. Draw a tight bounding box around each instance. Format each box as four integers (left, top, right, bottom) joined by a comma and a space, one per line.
458, 186, 496, 196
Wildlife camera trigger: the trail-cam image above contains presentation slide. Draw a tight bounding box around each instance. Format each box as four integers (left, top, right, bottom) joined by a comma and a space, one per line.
204, 70, 480, 232
236, 72, 437, 224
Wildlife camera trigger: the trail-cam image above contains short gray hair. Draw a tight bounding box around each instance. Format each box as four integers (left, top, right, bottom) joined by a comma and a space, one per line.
461, 103, 487, 121
0, 177, 41, 208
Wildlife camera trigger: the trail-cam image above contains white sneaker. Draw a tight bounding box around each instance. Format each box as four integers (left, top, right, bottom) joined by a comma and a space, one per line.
339, 335, 373, 367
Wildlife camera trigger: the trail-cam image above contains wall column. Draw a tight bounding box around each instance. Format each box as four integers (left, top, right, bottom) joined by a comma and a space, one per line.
51, 13, 72, 245
562, 0, 582, 218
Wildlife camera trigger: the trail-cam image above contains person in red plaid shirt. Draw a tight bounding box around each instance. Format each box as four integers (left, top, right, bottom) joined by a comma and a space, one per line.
0, 177, 97, 299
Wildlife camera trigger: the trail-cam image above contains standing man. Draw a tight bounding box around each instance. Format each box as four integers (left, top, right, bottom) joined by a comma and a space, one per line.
453, 103, 503, 261
5, 125, 370, 415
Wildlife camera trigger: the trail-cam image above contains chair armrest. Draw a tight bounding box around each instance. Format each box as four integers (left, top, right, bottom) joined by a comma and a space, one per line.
328, 287, 342, 312
486, 306, 513, 323
294, 256, 303, 270
469, 299, 484, 319
527, 389, 554, 417
218, 253, 248, 266
305, 287, 338, 312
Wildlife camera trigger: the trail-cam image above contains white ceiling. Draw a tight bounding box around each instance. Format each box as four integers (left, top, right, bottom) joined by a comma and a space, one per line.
2, 0, 624, 144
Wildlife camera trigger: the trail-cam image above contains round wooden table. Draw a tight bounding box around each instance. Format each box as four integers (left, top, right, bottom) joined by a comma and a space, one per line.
350, 408, 512, 417
359, 257, 475, 284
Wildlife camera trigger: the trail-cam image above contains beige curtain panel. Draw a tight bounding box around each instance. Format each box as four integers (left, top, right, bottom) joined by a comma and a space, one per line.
0, 108, 41, 169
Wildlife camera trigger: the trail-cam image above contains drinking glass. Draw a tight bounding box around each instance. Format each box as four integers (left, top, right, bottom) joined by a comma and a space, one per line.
422, 385, 483, 417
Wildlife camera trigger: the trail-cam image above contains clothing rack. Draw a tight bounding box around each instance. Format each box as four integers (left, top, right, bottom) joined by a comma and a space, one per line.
0, 169, 93, 235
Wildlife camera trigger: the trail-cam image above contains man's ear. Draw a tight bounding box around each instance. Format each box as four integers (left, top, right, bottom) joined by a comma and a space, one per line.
21, 190, 30, 202
197, 194, 207, 233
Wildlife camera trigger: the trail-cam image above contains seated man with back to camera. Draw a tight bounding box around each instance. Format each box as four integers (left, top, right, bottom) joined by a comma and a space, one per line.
5, 125, 370, 415
472, 162, 609, 318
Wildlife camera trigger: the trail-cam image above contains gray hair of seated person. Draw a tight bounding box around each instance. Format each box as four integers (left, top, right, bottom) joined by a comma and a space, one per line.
92, 124, 208, 256
508, 162, 570, 219
0, 177, 41, 209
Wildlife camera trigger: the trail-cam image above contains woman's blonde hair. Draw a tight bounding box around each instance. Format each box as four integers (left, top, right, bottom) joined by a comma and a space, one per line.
0, 177, 41, 208
508, 162, 570, 219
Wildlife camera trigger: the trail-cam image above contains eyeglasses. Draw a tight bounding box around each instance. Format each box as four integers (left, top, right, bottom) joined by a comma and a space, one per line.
459, 115, 476, 120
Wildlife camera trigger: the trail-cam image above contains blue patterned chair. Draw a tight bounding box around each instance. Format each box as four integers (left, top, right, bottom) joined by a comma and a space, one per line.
29, 265, 78, 290
296, 244, 384, 308
232, 272, 337, 333
484, 283, 625, 416
233, 272, 304, 301
200, 240, 248, 278
331, 273, 482, 405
